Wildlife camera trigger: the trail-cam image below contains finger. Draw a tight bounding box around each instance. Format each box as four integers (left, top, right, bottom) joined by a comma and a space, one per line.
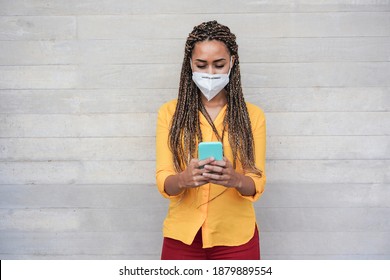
223, 157, 233, 167
189, 158, 200, 165
193, 167, 212, 176
202, 172, 223, 180
189, 161, 209, 173
198, 157, 215, 167
204, 164, 224, 174
204, 173, 232, 184
210, 159, 226, 167
194, 174, 212, 185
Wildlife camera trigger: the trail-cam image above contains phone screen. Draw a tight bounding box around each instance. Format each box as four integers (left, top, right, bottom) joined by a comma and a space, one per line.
198, 142, 223, 161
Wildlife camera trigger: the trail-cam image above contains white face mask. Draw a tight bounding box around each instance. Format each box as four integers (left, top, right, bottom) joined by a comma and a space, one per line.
191, 58, 232, 101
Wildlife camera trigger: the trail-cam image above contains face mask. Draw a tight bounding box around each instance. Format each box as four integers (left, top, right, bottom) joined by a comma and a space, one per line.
191, 58, 232, 101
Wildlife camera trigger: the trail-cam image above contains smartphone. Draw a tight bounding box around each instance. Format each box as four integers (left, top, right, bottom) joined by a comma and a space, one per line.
198, 142, 223, 161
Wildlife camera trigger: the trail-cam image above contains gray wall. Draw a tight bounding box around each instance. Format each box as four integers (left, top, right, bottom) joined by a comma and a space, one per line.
0, 0, 389, 259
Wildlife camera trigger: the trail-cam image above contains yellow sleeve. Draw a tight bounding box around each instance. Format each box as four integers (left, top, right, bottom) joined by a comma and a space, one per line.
239, 105, 267, 202
155, 101, 181, 199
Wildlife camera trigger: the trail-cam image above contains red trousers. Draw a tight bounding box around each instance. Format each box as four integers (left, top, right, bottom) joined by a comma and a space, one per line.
161, 227, 260, 260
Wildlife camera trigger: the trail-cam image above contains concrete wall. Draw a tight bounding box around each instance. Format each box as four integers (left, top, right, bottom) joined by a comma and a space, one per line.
0, 0, 389, 259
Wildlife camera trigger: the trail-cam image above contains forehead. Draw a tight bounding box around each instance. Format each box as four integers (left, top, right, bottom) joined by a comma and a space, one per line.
191, 40, 230, 59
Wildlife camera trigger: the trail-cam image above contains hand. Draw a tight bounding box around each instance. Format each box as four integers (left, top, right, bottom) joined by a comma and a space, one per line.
178, 157, 216, 189
202, 157, 242, 188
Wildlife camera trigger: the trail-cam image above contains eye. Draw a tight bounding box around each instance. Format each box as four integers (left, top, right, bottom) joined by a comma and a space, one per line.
215, 65, 225, 69
196, 65, 206, 69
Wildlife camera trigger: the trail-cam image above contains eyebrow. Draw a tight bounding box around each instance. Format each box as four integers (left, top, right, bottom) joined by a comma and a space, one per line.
195, 58, 227, 63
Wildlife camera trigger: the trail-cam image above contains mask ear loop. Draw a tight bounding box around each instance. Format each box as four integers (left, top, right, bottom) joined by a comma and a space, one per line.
227, 56, 234, 76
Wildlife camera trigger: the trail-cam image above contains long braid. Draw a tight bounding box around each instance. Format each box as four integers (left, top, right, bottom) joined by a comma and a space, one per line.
169, 20, 262, 177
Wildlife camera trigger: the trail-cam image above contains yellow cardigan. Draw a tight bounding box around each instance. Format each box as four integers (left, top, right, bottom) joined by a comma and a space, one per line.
156, 99, 266, 248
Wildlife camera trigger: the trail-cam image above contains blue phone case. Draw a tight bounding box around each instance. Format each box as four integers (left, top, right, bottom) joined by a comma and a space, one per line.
198, 142, 223, 161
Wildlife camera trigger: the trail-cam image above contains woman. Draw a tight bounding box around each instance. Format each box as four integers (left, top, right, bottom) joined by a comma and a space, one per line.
156, 20, 266, 260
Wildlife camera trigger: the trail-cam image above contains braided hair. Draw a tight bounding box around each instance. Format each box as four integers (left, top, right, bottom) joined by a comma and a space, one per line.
168, 20, 262, 177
